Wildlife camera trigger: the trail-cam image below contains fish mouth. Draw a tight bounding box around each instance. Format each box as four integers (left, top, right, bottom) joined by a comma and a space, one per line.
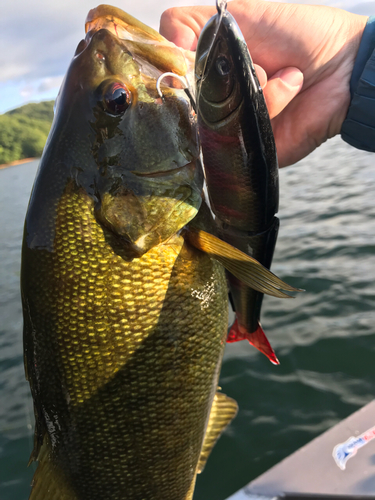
84, 5, 193, 78
85, 5, 165, 43
131, 162, 195, 178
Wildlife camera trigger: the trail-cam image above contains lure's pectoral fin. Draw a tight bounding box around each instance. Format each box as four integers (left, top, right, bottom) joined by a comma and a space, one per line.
197, 392, 238, 474
183, 227, 301, 298
227, 318, 279, 365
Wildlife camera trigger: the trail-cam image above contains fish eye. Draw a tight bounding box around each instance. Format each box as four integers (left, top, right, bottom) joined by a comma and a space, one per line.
215, 56, 231, 76
103, 82, 131, 116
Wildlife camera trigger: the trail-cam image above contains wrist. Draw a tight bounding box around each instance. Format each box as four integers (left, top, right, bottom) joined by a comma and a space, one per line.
349, 16, 375, 97
341, 16, 375, 151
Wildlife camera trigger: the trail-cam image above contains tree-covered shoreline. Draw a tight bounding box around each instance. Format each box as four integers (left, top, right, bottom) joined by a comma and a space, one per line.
0, 101, 54, 164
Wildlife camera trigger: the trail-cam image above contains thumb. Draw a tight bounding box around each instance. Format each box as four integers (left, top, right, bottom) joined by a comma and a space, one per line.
263, 67, 304, 120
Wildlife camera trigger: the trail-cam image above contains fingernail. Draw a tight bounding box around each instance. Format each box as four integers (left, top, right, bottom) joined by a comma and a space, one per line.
280, 68, 304, 88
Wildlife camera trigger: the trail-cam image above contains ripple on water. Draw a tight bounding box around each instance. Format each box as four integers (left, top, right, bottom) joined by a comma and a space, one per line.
1, 139, 375, 500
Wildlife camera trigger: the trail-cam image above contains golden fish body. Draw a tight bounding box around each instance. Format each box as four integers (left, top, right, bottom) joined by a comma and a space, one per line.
23, 180, 228, 499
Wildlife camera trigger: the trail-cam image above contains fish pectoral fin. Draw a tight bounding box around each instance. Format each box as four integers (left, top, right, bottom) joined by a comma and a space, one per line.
183, 227, 301, 298
184, 475, 197, 500
28, 424, 43, 467
197, 392, 238, 474
29, 436, 78, 500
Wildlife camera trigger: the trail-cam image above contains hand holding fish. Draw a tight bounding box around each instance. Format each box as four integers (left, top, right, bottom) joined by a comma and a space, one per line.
160, 0, 368, 167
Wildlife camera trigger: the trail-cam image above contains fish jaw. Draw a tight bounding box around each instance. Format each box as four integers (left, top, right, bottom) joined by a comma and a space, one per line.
95, 163, 203, 256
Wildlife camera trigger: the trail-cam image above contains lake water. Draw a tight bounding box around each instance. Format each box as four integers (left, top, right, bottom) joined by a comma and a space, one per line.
1, 137, 374, 499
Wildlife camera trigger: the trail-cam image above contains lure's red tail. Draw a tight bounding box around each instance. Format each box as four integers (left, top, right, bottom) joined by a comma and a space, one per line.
227, 319, 279, 365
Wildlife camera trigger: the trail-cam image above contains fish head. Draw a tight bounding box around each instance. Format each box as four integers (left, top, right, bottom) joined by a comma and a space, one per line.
195, 11, 260, 124
50, 6, 201, 257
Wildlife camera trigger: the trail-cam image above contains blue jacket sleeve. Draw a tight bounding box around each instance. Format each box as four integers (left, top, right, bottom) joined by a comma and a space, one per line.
341, 16, 375, 152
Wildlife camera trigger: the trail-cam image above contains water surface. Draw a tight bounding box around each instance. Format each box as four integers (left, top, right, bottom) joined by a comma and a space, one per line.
1, 138, 374, 499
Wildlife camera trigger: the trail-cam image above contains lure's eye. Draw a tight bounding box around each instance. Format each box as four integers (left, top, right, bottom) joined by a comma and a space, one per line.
215, 56, 231, 76
103, 82, 131, 116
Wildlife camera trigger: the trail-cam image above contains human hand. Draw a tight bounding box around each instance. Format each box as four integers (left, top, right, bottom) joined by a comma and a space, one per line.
160, 1, 367, 167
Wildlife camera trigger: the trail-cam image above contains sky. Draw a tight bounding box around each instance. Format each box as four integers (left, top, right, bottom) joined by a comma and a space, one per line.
1, 0, 374, 114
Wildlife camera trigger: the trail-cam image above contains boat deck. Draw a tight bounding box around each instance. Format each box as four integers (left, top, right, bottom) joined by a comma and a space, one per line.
226, 400, 375, 499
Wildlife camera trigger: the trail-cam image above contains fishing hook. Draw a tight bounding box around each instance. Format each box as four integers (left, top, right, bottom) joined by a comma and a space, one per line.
156, 72, 189, 98
156, 72, 197, 113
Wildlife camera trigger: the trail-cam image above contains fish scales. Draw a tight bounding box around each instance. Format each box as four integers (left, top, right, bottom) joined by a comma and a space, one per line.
23, 180, 228, 499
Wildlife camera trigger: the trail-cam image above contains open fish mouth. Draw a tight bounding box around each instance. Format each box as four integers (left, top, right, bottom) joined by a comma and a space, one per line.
85, 5, 195, 80
85, 4, 166, 43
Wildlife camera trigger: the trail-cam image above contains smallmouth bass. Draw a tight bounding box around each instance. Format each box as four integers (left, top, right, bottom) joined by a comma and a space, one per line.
21, 4, 298, 499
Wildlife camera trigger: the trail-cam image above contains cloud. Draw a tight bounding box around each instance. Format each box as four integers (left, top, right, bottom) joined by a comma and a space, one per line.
0, 0, 214, 82
0, 62, 32, 82
37, 76, 65, 93
0, 0, 216, 112
18, 75, 64, 100
0, 0, 374, 113
345, 1, 375, 14
20, 85, 34, 99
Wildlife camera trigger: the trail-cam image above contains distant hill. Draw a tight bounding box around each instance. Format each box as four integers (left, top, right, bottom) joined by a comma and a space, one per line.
0, 101, 54, 164
6, 101, 54, 122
